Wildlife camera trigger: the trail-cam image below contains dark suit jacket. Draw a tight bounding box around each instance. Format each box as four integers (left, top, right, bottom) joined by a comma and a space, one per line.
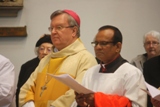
16, 57, 40, 107
143, 55, 160, 107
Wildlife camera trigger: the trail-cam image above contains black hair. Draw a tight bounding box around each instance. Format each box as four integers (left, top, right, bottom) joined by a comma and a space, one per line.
98, 25, 122, 44
35, 34, 52, 47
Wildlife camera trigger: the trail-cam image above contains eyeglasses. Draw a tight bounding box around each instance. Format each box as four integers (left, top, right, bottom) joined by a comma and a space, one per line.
39, 46, 52, 53
48, 25, 74, 32
144, 41, 159, 46
91, 41, 115, 47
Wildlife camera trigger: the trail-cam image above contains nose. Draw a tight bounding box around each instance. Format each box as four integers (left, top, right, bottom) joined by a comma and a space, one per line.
149, 43, 154, 47
43, 49, 48, 54
95, 43, 102, 49
51, 28, 56, 33
50, 27, 58, 34
51, 31, 57, 37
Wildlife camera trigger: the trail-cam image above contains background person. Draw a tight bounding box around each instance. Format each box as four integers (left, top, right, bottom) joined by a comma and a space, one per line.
143, 55, 160, 107
16, 34, 53, 107
19, 9, 97, 107
0, 54, 15, 107
72, 25, 147, 107
130, 30, 160, 72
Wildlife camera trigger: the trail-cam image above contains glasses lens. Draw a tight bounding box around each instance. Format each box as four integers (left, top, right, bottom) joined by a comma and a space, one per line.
91, 42, 96, 47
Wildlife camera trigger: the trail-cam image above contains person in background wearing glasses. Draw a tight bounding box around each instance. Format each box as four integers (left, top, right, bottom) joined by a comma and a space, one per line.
130, 31, 160, 72
72, 25, 147, 107
16, 34, 53, 107
143, 55, 160, 107
19, 9, 97, 107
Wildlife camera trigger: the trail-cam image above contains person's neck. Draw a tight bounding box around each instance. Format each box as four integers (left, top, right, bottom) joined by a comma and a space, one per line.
103, 54, 120, 65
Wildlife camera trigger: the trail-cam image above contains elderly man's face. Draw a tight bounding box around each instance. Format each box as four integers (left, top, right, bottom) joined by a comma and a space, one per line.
50, 13, 77, 50
94, 29, 121, 64
144, 35, 160, 59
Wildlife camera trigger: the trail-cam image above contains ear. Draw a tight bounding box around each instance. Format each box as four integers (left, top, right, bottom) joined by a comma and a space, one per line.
115, 42, 122, 53
71, 26, 78, 37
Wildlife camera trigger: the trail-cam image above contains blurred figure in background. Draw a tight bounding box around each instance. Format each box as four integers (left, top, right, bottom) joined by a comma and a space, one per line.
130, 30, 160, 72
143, 55, 160, 107
0, 54, 15, 107
16, 34, 53, 107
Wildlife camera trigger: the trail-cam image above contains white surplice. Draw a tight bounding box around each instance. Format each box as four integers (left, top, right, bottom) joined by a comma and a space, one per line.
0, 55, 15, 107
72, 63, 147, 107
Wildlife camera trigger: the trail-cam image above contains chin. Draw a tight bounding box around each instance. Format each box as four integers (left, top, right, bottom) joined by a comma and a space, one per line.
96, 57, 104, 61
53, 41, 61, 45
150, 53, 156, 56
41, 56, 45, 59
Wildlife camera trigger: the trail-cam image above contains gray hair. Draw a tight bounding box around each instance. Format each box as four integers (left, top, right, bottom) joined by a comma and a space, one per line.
34, 47, 39, 56
143, 30, 160, 44
50, 10, 80, 37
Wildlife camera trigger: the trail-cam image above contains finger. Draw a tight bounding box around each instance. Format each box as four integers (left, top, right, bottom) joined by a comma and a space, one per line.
75, 91, 78, 95
76, 99, 85, 106
76, 96, 85, 102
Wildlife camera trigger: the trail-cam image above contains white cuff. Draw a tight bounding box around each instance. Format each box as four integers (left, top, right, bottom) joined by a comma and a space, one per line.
22, 101, 35, 107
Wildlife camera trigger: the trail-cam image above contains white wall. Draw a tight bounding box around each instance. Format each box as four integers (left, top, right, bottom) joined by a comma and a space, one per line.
0, 0, 160, 99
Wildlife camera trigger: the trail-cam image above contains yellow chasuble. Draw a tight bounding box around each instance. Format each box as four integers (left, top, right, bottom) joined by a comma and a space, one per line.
19, 39, 97, 107
34, 57, 70, 106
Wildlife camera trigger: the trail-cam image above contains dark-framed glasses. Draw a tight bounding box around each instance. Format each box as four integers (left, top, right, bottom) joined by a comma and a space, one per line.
91, 41, 115, 47
48, 25, 74, 32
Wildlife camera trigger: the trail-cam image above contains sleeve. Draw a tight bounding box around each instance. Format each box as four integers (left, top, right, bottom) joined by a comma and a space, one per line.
70, 100, 78, 107
94, 92, 131, 107
50, 54, 97, 107
19, 66, 38, 107
19, 56, 49, 107
0, 57, 15, 107
22, 101, 35, 107
124, 68, 147, 107
130, 58, 139, 68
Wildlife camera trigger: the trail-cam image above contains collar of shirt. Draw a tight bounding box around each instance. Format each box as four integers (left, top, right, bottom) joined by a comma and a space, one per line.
99, 55, 128, 73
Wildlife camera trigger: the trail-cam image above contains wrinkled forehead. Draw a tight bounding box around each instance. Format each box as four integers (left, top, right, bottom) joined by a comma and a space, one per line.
145, 35, 159, 42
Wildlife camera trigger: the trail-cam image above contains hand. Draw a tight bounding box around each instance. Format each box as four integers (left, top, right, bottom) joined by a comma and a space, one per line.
151, 97, 160, 107
75, 91, 95, 107
75, 92, 88, 107
83, 93, 95, 107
